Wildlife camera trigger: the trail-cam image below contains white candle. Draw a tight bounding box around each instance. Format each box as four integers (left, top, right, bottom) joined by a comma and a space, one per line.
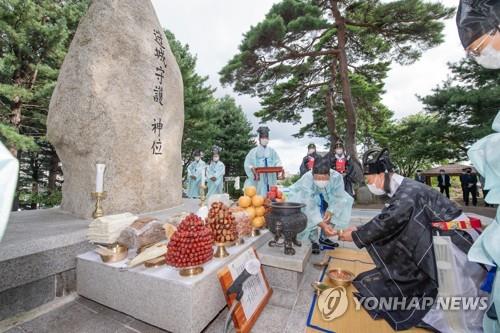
95, 163, 106, 193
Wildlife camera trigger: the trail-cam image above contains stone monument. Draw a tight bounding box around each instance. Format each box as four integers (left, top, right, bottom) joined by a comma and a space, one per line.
47, 0, 184, 218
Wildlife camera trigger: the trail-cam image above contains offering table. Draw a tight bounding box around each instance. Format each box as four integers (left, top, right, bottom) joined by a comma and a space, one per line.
77, 230, 271, 333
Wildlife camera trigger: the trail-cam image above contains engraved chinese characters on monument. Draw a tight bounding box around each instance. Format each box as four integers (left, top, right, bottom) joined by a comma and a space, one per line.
47, 0, 184, 218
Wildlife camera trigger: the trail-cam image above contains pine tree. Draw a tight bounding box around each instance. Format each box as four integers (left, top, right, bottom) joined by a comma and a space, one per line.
213, 96, 255, 177
164, 30, 220, 175
420, 58, 500, 160
220, 0, 454, 161
0, 0, 89, 209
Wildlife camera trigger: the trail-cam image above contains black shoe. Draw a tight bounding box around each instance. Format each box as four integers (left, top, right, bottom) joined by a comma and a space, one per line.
312, 242, 320, 254
319, 237, 339, 248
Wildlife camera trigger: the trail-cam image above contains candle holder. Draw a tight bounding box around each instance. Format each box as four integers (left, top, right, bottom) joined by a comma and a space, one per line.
91, 191, 107, 219
199, 184, 207, 207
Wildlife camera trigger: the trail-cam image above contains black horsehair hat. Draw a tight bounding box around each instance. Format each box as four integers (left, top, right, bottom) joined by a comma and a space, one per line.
257, 126, 270, 138
212, 145, 222, 155
362, 148, 394, 175
312, 155, 330, 175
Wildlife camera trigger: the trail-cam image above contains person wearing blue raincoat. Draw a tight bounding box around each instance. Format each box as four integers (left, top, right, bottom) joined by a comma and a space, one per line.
244, 126, 282, 197
207, 146, 225, 198
468, 112, 500, 333
186, 149, 206, 199
287, 154, 353, 252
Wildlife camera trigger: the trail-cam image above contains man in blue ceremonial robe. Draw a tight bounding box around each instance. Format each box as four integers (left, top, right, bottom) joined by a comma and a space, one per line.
186, 149, 206, 199
244, 126, 282, 197
206, 146, 225, 198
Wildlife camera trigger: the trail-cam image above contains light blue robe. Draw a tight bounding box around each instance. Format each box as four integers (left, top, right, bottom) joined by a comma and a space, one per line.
244, 145, 282, 197
467, 111, 500, 332
206, 161, 225, 198
186, 160, 206, 198
287, 170, 354, 242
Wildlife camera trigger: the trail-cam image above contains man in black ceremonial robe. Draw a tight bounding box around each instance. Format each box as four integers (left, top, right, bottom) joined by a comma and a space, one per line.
339, 148, 486, 332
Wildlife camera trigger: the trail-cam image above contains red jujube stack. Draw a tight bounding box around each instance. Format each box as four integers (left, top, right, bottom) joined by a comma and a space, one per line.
166, 213, 213, 268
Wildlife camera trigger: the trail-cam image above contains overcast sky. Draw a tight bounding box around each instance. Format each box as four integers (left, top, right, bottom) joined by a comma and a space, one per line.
151, 0, 464, 174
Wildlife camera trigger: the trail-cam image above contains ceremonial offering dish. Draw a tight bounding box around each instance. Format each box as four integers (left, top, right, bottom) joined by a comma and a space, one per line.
166, 214, 213, 275
266, 202, 307, 255
96, 243, 128, 263
207, 202, 238, 243
327, 269, 355, 287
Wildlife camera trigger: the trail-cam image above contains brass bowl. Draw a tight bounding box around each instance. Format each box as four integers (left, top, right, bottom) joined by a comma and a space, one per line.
99, 244, 128, 263
327, 268, 355, 287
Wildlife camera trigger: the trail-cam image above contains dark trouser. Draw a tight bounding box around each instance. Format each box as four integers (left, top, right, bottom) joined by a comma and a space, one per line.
461, 185, 467, 203
344, 178, 354, 197
439, 186, 450, 198
464, 186, 478, 206
483, 189, 493, 207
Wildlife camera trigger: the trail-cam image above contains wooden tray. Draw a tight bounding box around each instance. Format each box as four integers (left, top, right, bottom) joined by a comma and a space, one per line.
253, 166, 284, 181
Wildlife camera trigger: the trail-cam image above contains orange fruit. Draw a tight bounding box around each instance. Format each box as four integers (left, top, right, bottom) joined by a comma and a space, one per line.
245, 207, 256, 219
244, 186, 257, 197
252, 195, 265, 207
238, 196, 252, 208
252, 216, 265, 228
255, 206, 266, 217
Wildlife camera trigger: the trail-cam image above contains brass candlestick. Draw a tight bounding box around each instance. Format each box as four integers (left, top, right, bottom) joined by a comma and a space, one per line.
199, 184, 207, 207
91, 191, 107, 219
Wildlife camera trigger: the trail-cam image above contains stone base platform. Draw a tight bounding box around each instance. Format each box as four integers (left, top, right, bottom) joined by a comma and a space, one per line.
0, 199, 201, 321
257, 242, 311, 291
77, 231, 271, 333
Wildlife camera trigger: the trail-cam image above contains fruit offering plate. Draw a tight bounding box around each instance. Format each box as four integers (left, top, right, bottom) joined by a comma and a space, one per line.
77, 229, 271, 285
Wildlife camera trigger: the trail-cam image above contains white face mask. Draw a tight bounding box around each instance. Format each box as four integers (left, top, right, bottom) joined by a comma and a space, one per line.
314, 180, 329, 189
260, 138, 269, 146
308, 149, 315, 155
474, 41, 500, 69
367, 183, 385, 196
335, 149, 344, 155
